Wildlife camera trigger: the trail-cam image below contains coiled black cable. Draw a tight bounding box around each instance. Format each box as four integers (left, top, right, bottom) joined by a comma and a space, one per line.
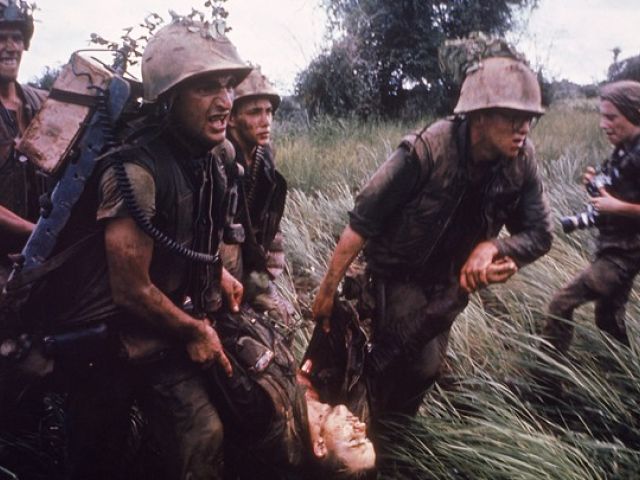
245, 145, 265, 210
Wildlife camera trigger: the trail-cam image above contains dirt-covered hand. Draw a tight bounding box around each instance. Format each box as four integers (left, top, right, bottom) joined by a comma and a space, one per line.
221, 267, 243, 313
312, 289, 334, 333
485, 257, 518, 284
460, 241, 500, 293
187, 321, 233, 376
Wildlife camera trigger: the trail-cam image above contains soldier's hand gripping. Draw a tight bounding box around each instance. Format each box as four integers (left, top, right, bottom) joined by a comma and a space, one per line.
485, 257, 518, 284
187, 321, 233, 377
460, 240, 500, 293
312, 289, 334, 333
221, 267, 243, 313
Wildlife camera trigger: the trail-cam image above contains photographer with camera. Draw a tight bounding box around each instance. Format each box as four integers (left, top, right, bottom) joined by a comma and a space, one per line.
559, 167, 618, 233
544, 80, 640, 355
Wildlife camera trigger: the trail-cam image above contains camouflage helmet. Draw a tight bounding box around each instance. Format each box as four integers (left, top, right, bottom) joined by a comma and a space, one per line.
141, 19, 251, 103
454, 56, 544, 115
233, 67, 281, 112
0, 0, 34, 50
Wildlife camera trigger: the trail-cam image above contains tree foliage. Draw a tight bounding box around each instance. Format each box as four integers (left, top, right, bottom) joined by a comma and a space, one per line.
297, 0, 537, 118
28, 65, 60, 91
88, 1, 231, 74
608, 53, 640, 83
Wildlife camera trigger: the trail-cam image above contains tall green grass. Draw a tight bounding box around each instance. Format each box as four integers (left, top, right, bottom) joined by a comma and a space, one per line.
276, 104, 640, 478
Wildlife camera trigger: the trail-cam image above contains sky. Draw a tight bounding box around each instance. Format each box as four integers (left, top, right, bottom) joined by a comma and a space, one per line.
19, 0, 328, 93
517, 0, 640, 84
17, 0, 640, 92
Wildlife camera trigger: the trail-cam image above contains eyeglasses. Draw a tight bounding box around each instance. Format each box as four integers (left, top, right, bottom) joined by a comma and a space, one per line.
495, 109, 539, 132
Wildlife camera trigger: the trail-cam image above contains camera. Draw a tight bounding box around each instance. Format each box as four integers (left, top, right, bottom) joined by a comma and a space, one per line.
560, 204, 598, 233
560, 169, 616, 234
584, 171, 613, 197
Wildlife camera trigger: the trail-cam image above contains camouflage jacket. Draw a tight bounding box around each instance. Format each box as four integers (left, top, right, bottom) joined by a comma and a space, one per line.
210, 307, 311, 476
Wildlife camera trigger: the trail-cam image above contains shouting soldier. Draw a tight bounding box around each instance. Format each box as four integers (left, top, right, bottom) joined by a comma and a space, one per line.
7, 17, 250, 480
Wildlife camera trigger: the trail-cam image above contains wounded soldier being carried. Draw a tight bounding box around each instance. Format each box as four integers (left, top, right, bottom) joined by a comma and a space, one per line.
207, 303, 376, 479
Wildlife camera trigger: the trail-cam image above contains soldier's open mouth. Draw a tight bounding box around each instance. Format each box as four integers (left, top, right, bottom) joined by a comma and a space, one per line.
0, 58, 18, 67
208, 113, 229, 124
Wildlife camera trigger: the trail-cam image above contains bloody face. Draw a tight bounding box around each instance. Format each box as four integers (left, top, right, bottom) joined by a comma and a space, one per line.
320, 404, 375, 474
171, 73, 236, 148
230, 97, 274, 148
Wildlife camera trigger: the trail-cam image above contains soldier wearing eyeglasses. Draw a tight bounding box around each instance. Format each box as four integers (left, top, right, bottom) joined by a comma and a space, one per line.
311, 55, 553, 420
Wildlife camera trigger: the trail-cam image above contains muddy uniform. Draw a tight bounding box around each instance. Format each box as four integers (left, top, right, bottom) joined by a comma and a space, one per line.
348, 117, 552, 416
0, 83, 47, 287
545, 136, 640, 350
222, 142, 294, 339
207, 308, 311, 480
20, 125, 238, 480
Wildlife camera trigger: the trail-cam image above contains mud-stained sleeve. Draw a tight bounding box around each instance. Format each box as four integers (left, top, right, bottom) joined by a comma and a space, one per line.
494, 153, 553, 267
97, 163, 156, 221
348, 146, 423, 238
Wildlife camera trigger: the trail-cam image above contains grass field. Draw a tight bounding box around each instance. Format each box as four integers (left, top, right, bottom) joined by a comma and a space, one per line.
274, 101, 640, 479
2, 101, 639, 480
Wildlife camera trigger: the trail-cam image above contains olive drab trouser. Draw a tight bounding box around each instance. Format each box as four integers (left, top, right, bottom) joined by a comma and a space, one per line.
343, 266, 467, 418
543, 248, 640, 353
367, 278, 463, 417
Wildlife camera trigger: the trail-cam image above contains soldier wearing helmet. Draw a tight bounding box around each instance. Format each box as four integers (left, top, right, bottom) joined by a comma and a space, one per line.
311, 54, 552, 422
220, 68, 294, 342
0, 0, 46, 291
16, 17, 250, 480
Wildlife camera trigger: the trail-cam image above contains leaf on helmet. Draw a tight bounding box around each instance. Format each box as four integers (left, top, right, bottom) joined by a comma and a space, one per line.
438, 32, 527, 85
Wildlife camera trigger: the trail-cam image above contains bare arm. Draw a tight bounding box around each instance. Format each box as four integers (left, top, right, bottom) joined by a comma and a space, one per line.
0, 204, 35, 251
104, 217, 232, 374
312, 225, 366, 331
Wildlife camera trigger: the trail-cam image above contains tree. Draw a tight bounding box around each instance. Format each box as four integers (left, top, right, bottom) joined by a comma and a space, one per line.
297, 0, 538, 118
608, 48, 640, 83
28, 66, 60, 91
296, 39, 379, 118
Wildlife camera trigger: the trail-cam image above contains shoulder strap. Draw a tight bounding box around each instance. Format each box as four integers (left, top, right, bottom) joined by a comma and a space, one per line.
400, 124, 431, 162
20, 84, 47, 112
5, 233, 100, 293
